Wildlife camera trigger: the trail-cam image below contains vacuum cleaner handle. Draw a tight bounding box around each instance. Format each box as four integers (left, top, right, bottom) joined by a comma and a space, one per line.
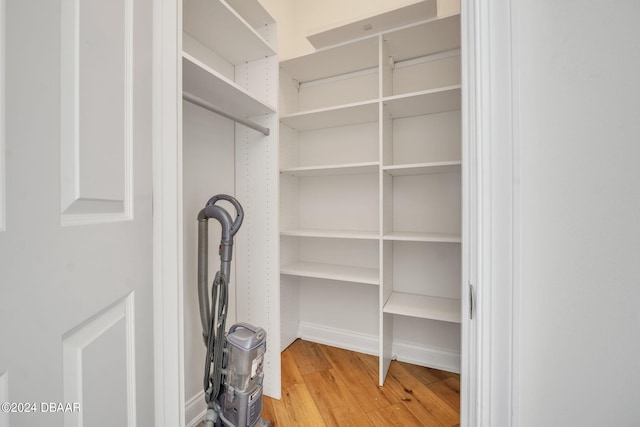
229, 322, 266, 337
205, 194, 244, 239
197, 194, 244, 345
228, 323, 267, 347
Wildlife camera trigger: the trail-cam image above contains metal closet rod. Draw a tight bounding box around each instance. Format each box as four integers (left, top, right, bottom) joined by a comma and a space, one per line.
183, 91, 270, 136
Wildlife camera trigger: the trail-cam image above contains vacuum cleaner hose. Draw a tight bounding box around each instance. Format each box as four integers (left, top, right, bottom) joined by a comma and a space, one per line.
196, 194, 245, 407
197, 195, 244, 343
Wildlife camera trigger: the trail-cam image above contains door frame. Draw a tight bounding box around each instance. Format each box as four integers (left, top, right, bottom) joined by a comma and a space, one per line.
152, 0, 184, 426
151, 0, 519, 426
461, 0, 519, 425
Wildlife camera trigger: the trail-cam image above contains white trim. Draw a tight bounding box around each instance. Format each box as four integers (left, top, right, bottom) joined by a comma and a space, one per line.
298, 321, 461, 373
125, 292, 138, 427
509, 0, 522, 423
460, 0, 477, 425
392, 340, 460, 374
463, 0, 518, 426
152, 0, 184, 426
184, 392, 206, 427
0, 0, 5, 232
0, 371, 8, 427
298, 321, 379, 356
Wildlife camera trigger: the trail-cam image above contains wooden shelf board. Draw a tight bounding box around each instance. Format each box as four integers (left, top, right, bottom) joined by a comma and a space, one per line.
280, 229, 379, 240
182, 54, 276, 118
183, 0, 275, 66
383, 231, 461, 243
280, 37, 379, 83
281, 100, 379, 131
281, 162, 379, 176
383, 292, 461, 323
383, 14, 461, 62
383, 161, 461, 176
281, 262, 379, 285
384, 86, 461, 118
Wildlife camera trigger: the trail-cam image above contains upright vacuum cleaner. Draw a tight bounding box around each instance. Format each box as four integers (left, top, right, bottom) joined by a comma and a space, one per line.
197, 194, 270, 427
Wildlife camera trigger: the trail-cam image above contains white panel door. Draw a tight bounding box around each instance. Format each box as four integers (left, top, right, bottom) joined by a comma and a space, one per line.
0, 0, 154, 426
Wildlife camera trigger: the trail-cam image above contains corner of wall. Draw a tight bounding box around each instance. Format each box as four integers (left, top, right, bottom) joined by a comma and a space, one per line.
438, 0, 461, 16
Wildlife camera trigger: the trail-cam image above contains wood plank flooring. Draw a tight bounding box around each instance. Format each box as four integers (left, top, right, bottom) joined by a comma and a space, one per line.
261, 339, 460, 427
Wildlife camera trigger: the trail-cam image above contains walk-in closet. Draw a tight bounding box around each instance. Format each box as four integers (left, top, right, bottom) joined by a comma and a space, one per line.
279, 3, 462, 383
178, 0, 463, 424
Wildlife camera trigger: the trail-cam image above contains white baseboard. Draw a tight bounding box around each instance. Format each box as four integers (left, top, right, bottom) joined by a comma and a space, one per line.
297, 321, 460, 373
298, 321, 379, 356
392, 340, 461, 374
185, 391, 206, 427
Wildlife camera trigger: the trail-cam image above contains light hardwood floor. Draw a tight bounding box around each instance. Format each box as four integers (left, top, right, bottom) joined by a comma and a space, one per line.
200, 339, 460, 426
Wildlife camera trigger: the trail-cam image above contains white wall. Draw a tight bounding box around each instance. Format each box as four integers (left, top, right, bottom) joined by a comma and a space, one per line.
259, 0, 459, 59
256, 0, 297, 60
515, 1, 640, 425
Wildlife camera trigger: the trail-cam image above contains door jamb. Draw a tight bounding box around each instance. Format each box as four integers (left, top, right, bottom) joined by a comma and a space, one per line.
152, 0, 185, 426
462, 0, 519, 426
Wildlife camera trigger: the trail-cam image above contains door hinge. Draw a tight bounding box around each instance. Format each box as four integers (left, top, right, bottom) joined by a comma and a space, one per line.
469, 282, 475, 320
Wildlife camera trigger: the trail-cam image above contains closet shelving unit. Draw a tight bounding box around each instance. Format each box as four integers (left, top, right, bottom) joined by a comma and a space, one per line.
181, 0, 280, 399
280, 8, 462, 383
182, 0, 277, 116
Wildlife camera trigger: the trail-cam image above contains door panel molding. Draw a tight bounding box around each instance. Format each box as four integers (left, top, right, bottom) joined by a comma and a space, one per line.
63, 293, 137, 427
0, 371, 8, 426
0, 0, 5, 232
60, 0, 133, 226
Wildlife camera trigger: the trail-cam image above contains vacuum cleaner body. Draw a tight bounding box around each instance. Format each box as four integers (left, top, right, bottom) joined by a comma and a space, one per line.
197, 195, 270, 427
219, 323, 267, 427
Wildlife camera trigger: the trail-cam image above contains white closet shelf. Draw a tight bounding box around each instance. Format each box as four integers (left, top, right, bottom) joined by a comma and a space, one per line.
384, 86, 461, 118
383, 14, 461, 62
281, 229, 379, 240
281, 100, 379, 131
383, 292, 461, 323
225, 0, 274, 30
281, 162, 379, 176
183, 54, 276, 119
383, 161, 461, 176
183, 0, 275, 66
280, 36, 379, 83
281, 262, 379, 285
383, 231, 461, 243
307, 1, 437, 49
